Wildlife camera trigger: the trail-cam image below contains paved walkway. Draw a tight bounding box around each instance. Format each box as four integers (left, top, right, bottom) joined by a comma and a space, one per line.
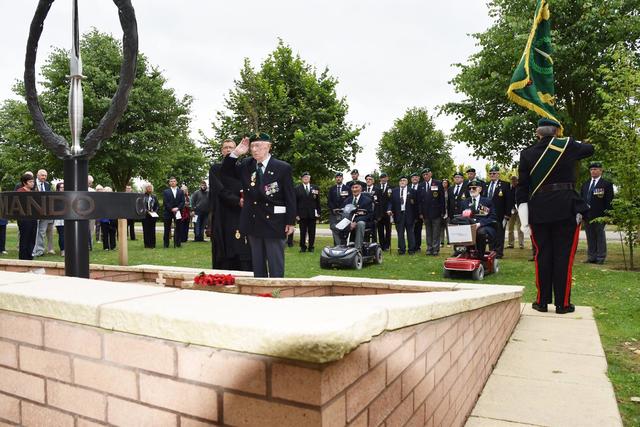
466, 304, 622, 427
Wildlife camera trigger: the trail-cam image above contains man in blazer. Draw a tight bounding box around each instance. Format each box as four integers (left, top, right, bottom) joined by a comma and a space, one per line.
340, 182, 374, 249
580, 162, 614, 264
327, 172, 350, 245
295, 172, 321, 252
32, 169, 55, 257
417, 168, 446, 256
163, 177, 185, 248
460, 180, 497, 260
448, 172, 468, 218
485, 166, 512, 258
376, 173, 393, 250
408, 173, 422, 252
222, 133, 296, 278
363, 174, 381, 244
387, 175, 416, 255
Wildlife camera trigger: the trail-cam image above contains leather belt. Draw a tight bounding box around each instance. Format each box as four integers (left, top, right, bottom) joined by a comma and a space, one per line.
537, 183, 574, 193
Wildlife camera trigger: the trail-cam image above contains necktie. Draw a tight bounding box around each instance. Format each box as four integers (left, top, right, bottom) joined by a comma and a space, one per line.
40, 183, 45, 192
354, 196, 358, 205
587, 179, 596, 202
256, 163, 263, 184
489, 182, 494, 198
400, 188, 405, 207
472, 198, 477, 211
382, 184, 386, 192
454, 185, 459, 197
305, 185, 309, 194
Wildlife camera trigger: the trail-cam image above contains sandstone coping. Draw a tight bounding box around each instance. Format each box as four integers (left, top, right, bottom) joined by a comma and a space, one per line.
0, 271, 522, 363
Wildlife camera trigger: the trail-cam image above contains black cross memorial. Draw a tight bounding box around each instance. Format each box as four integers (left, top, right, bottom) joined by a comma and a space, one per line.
0, 0, 144, 278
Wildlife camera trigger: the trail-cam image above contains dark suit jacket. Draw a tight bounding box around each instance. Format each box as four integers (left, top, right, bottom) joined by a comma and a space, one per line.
485, 180, 512, 221
417, 180, 445, 219
222, 154, 296, 239
343, 193, 374, 227
387, 187, 416, 224
295, 184, 321, 219
517, 136, 593, 224
581, 177, 614, 220
448, 183, 468, 217
143, 194, 159, 215
162, 188, 185, 220
461, 196, 497, 232
363, 185, 383, 219
34, 181, 51, 192
328, 183, 350, 211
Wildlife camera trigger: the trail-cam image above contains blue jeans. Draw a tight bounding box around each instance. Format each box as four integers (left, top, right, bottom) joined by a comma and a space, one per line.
194, 212, 207, 241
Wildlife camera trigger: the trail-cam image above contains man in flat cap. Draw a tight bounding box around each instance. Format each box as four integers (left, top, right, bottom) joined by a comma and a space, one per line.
222, 133, 296, 277
327, 172, 350, 245
580, 162, 614, 264
295, 171, 321, 252
417, 167, 445, 256
486, 166, 512, 258
516, 118, 593, 314
377, 173, 393, 250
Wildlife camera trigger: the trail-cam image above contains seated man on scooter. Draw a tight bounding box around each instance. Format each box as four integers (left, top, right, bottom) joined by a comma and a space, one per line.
342, 182, 374, 249
460, 180, 497, 260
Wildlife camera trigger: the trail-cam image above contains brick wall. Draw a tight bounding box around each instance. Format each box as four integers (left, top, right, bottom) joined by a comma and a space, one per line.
0, 298, 520, 426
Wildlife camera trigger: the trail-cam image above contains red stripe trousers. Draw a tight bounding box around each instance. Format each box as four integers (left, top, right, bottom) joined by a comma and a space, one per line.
530, 219, 580, 308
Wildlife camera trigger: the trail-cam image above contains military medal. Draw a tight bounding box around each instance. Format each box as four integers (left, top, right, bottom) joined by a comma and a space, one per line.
235, 230, 241, 239
250, 171, 256, 186
499, 190, 503, 197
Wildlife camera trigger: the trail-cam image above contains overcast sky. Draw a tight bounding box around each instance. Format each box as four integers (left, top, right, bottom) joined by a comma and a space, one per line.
0, 1, 496, 176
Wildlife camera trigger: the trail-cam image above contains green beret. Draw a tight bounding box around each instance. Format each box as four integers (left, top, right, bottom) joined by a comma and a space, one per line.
249, 132, 271, 142
410, 172, 419, 178
537, 118, 561, 128
365, 174, 373, 179
489, 166, 500, 173
399, 174, 408, 180
453, 172, 464, 178
468, 179, 482, 188
335, 172, 343, 177
379, 172, 388, 178
301, 171, 310, 177
421, 168, 431, 174
589, 161, 603, 169
351, 169, 359, 174
466, 168, 476, 173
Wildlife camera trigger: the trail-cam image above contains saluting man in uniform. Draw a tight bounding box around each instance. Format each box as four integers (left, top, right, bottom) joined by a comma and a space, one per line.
516, 119, 593, 314
222, 133, 296, 278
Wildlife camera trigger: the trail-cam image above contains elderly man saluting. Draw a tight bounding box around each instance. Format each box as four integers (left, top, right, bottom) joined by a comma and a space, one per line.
222, 133, 296, 278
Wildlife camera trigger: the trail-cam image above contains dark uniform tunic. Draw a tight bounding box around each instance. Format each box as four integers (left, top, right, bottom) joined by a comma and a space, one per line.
294, 183, 321, 251
580, 176, 613, 263
516, 136, 593, 309
376, 183, 393, 250
485, 179, 512, 257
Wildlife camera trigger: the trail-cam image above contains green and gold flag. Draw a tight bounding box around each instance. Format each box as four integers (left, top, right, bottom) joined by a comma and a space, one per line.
507, 0, 563, 133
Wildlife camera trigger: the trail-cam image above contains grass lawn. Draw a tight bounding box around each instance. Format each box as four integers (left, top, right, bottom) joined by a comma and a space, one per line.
2, 227, 638, 425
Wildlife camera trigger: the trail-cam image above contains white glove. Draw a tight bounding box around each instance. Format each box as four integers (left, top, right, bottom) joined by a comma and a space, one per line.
518, 203, 530, 235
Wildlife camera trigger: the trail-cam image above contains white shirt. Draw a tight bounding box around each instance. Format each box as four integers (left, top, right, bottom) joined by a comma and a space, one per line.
256, 154, 271, 174
454, 184, 461, 196
400, 187, 406, 211
425, 180, 432, 191
590, 177, 601, 188
171, 187, 177, 198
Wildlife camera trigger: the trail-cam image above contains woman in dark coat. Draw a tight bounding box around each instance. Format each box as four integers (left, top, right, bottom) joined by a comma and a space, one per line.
16, 173, 38, 260
142, 183, 160, 248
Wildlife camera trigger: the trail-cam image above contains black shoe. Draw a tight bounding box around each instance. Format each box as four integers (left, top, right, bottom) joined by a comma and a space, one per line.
287, 243, 293, 248
595, 260, 604, 265
408, 251, 415, 255
496, 254, 504, 259
532, 303, 548, 312
308, 247, 314, 252
556, 304, 575, 314
299, 248, 306, 253
584, 259, 596, 264
398, 251, 405, 255
507, 245, 514, 249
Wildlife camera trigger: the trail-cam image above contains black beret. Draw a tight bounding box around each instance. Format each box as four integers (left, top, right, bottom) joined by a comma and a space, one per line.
365, 174, 373, 179
301, 171, 310, 177
335, 172, 343, 177
399, 174, 408, 180
351, 169, 359, 174
421, 168, 431, 174
489, 166, 500, 173
468, 179, 482, 188
249, 132, 272, 142
589, 161, 603, 169
466, 168, 476, 173
410, 172, 420, 178
537, 118, 561, 128
453, 172, 464, 178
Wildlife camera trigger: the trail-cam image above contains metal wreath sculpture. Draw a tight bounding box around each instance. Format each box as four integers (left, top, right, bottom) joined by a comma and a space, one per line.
24, 0, 138, 159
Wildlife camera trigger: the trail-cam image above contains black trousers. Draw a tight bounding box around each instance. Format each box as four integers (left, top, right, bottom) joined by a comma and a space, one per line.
18, 220, 37, 260
164, 218, 180, 247
127, 219, 136, 240
492, 220, 506, 256
476, 226, 494, 260
377, 215, 392, 250
0, 224, 6, 252
394, 212, 415, 253
248, 236, 285, 277
298, 217, 317, 250
530, 219, 580, 308
101, 221, 117, 250
142, 217, 157, 248
412, 218, 423, 251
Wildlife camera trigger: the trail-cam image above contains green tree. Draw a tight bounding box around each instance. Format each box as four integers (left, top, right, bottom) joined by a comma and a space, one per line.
589, 44, 640, 270
441, 0, 640, 165
376, 107, 455, 182
0, 30, 206, 191
213, 40, 363, 178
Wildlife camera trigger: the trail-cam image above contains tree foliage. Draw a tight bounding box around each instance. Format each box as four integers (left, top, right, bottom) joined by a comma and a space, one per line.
213, 40, 363, 179
441, 0, 640, 165
376, 107, 455, 181
0, 30, 207, 191
589, 44, 640, 270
